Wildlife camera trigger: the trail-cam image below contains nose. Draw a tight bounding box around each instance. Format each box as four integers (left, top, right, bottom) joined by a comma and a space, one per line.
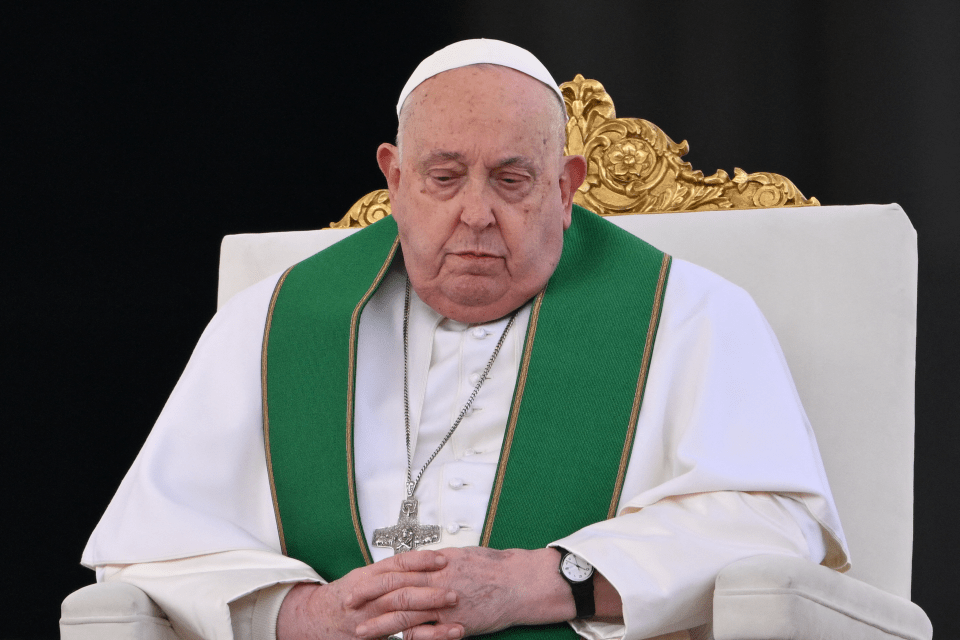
458, 178, 496, 230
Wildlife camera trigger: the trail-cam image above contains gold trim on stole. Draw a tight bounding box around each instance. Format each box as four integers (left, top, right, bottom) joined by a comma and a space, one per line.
606, 252, 672, 519
262, 265, 297, 555
479, 289, 546, 547
345, 238, 401, 565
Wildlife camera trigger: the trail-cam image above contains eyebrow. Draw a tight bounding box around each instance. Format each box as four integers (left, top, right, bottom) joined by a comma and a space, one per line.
418, 151, 465, 170
417, 152, 540, 175
494, 156, 539, 174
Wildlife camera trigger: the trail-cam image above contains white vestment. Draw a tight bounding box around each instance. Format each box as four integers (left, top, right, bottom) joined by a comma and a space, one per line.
83, 258, 849, 640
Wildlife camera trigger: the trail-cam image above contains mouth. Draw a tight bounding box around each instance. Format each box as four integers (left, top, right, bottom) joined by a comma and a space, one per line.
447, 251, 503, 274
452, 251, 500, 260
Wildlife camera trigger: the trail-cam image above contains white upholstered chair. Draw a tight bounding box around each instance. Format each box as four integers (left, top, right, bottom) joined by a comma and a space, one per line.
61, 78, 932, 640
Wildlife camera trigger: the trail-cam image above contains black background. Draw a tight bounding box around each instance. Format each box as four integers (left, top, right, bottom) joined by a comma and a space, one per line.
5, 2, 958, 639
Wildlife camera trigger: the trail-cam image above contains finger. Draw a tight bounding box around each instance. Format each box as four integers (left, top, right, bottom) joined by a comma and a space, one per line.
405, 623, 465, 640
383, 550, 448, 573
354, 608, 445, 639
345, 570, 443, 607
349, 550, 445, 585
373, 586, 457, 614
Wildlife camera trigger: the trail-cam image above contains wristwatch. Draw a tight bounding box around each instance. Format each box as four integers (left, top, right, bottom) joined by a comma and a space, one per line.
556, 547, 595, 619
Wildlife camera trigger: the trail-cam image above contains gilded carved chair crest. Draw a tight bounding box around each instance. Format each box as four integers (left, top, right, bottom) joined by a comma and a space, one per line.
331, 75, 818, 229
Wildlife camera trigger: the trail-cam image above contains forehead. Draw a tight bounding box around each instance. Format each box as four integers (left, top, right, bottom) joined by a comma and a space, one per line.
402, 65, 559, 160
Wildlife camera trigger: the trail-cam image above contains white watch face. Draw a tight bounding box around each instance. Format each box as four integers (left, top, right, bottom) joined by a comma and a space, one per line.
561, 553, 594, 582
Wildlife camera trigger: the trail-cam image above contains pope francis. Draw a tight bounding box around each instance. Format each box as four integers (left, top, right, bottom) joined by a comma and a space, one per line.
82, 39, 849, 640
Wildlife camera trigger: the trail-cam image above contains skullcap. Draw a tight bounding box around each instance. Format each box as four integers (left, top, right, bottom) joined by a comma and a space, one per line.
396, 39, 565, 118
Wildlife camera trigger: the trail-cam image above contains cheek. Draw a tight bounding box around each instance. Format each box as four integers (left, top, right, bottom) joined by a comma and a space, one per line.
396, 215, 451, 275
510, 220, 562, 273
534, 216, 567, 270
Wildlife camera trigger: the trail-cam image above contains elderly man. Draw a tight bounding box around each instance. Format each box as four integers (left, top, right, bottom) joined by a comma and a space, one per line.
82, 40, 848, 640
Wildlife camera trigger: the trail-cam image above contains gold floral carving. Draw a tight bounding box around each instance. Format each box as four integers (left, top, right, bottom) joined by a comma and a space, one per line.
563, 75, 818, 214
329, 75, 817, 228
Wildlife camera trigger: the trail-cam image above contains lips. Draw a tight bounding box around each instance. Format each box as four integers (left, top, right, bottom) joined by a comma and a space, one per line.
454, 251, 499, 259
448, 251, 503, 273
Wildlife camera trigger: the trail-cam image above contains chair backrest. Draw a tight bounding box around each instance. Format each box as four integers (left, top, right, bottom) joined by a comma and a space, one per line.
219, 203, 917, 599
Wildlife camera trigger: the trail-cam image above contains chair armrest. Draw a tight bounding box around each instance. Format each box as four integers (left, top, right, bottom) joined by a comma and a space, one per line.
713, 554, 932, 640
60, 582, 181, 640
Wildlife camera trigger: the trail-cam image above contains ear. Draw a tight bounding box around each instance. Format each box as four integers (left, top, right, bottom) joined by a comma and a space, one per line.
558, 154, 588, 229
377, 143, 402, 195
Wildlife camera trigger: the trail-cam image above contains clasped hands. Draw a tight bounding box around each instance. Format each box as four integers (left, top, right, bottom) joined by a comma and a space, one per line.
276, 546, 576, 640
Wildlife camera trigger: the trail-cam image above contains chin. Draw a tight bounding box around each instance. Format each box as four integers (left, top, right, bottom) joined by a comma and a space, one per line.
441, 279, 541, 324
443, 279, 504, 310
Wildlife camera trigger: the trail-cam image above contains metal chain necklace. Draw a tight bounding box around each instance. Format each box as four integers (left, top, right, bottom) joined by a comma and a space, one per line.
372, 278, 518, 554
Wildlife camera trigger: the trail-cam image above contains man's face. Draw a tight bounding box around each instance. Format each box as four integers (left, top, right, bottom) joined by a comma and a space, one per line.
377, 65, 586, 324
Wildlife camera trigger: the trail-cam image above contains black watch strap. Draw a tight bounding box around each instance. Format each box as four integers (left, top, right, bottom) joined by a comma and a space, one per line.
556, 547, 596, 619
570, 575, 595, 619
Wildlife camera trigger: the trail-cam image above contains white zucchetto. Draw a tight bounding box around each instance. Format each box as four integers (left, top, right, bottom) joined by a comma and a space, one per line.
396, 39, 565, 118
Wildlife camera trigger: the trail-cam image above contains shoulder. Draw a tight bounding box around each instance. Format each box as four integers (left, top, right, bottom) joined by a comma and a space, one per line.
662, 258, 761, 320
175, 269, 288, 375
655, 258, 780, 357
207, 270, 286, 333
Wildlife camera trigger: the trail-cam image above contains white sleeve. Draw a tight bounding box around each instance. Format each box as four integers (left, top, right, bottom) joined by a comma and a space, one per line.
229, 583, 295, 640
555, 491, 824, 640
101, 550, 323, 640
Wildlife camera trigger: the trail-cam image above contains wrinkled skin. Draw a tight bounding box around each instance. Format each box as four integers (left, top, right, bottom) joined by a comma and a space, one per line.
377, 65, 587, 323
276, 551, 463, 640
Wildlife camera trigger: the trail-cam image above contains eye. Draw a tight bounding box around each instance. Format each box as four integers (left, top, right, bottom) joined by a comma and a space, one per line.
498, 171, 525, 183
491, 172, 534, 203
429, 170, 460, 185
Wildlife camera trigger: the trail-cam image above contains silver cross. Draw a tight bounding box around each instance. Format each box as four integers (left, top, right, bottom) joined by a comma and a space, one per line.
372, 498, 441, 554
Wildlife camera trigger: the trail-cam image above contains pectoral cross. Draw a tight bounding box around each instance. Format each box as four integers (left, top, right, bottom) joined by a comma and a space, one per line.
372, 494, 441, 554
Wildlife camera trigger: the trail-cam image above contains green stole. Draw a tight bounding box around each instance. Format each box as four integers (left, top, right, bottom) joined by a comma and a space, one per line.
262, 205, 670, 638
